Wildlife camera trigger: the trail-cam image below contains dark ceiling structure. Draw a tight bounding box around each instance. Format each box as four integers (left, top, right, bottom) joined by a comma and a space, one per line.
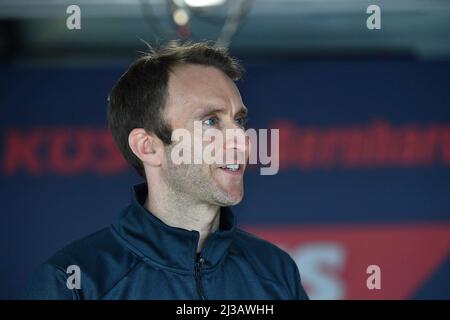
1, 0, 450, 63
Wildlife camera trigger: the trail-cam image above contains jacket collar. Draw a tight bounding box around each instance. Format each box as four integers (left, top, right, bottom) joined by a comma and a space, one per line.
113, 183, 236, 273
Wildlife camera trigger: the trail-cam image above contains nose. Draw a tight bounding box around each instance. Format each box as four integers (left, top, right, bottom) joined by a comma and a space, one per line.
223, 124, 248, 164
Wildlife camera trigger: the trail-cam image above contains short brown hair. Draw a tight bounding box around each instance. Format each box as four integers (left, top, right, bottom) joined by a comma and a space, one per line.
107, 41, 244, 178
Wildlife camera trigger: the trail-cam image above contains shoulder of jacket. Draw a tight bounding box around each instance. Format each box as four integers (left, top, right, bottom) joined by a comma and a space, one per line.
42, 226, 143, 299
233, 228, 296, 267
232, 228, 304, 299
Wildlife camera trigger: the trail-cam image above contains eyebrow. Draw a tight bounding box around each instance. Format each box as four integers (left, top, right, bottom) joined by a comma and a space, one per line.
235, 106, 248, 118
194, 105, 248, 119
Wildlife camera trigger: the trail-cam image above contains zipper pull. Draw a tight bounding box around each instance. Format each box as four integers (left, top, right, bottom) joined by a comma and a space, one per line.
195, 256, 206, 300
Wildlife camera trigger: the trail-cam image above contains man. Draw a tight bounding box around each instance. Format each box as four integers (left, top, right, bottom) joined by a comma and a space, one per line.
25, 41, 309, 300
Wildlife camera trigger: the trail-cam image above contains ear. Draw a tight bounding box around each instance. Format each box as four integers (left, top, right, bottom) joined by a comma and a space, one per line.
128, 128, 164, 167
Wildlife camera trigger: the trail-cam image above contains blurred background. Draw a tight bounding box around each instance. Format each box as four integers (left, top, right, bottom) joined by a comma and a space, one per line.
1, 0, 450, 300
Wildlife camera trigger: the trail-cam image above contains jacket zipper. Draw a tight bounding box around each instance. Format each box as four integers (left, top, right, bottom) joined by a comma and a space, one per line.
194, 256, 205, 300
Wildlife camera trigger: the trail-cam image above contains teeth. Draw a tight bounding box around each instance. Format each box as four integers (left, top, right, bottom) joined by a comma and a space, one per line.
222, 164, 239, 171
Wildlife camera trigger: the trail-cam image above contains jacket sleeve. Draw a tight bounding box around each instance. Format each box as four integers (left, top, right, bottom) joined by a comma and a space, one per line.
292, 262, 309, 300
24, 263, 79, 300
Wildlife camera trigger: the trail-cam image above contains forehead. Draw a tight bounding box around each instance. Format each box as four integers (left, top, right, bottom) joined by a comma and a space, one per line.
165, 64, 243, 121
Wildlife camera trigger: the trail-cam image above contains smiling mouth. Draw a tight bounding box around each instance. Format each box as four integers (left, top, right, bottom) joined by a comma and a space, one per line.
220, 164, 239, 171
217, 164, 244, 175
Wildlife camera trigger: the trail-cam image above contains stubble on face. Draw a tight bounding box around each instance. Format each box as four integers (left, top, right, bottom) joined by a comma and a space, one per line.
159, 64, 246, 208
161, 144, 243, 207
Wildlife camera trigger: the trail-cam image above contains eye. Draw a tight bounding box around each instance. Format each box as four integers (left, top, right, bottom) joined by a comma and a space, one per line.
235, 116, 248, 128
203, 117, 218, 127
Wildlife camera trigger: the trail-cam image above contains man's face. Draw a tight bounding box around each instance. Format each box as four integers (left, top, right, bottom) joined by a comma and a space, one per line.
161, 64, 249, 206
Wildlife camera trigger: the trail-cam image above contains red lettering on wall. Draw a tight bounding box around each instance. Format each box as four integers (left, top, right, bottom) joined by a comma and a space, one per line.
3, 129, 44, 175
271, 119, 450, 170
2, 127, 128, 176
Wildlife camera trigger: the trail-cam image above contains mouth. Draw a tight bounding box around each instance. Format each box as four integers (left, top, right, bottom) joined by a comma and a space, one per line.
217, 164, 244, 175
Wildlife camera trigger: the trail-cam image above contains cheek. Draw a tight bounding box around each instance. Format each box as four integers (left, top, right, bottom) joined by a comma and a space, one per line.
191, 163, 212, 179
202, 136, 225, 165
206, 163, 215, 177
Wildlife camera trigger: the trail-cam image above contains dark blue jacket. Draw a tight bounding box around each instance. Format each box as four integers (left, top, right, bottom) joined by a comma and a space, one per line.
25, 183, 309, 300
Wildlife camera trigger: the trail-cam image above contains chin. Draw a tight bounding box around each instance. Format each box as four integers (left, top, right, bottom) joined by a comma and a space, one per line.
218, 188, 244, 206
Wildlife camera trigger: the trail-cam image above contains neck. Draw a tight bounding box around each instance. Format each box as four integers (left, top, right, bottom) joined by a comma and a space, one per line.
144, 181, 221, 253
